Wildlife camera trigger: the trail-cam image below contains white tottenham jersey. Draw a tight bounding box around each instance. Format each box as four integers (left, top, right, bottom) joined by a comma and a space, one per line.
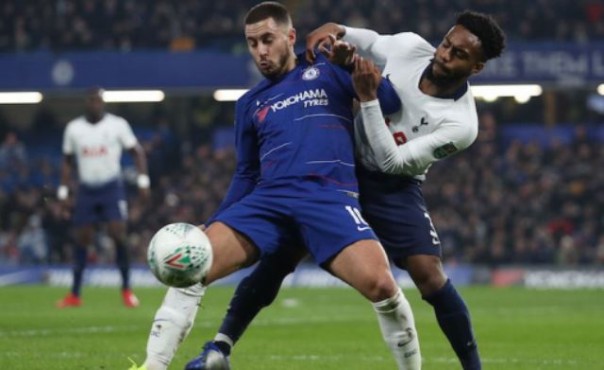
344, 27, 479, 180
62, 113, 138, 185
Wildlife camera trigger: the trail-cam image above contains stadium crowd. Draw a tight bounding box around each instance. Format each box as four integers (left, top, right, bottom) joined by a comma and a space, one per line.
1, 0, 602, 269
0, 0, 602, 53
1, 113, 603, 267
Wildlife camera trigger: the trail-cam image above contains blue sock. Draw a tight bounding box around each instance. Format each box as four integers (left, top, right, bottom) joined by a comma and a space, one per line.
217, 253, 295, 350
71, 245, 87, 297
115, 241, 130, 290
424, 279, 481, 370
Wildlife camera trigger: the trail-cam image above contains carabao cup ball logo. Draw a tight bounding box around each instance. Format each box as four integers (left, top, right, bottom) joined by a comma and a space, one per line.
160, 244, 210, 287
163, 246, 194, 271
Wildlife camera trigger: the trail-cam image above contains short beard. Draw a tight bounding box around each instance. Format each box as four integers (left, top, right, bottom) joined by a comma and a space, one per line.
262, 51, 294, 80
425, 59, 463, 87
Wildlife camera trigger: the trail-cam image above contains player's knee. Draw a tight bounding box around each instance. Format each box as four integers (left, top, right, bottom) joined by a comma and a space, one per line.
365, 273, 398, 302
413, 269, 447, 296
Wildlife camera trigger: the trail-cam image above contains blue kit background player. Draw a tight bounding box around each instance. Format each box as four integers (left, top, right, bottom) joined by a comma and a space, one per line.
56, 87, 150, 308
185, 10, 506, 370
132, 3, 421, 370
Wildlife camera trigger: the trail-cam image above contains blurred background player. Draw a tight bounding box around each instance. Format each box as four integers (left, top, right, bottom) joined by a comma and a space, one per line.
131, 2, 420, 370
56, 87, 150, 308
184, 10, 505, 370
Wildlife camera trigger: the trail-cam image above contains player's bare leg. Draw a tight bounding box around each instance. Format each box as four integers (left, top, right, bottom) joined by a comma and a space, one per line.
142, 222, 258, 370
203, 222, 259, 285
327, 240, 421, 370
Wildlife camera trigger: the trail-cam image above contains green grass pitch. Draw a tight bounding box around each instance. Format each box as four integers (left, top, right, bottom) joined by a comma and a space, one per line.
1, 285, 603, 369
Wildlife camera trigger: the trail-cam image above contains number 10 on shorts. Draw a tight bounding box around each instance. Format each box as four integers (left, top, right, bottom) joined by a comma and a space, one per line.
345, 206, 371, 231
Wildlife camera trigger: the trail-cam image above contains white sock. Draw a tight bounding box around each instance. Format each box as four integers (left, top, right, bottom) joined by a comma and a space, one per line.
143, 283, 206, 370
373, 289, 421, 370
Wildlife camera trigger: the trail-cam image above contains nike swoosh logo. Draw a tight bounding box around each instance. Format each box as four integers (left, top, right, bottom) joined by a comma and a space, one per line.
404, 349, 418, 358
357, 226, 371, 231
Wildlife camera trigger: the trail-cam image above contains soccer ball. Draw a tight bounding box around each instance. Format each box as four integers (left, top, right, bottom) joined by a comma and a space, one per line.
147, 223, 213, 288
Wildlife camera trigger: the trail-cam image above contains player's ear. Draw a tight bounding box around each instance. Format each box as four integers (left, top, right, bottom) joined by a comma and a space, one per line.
471, 61, 484, 75
288, 27, 296, 47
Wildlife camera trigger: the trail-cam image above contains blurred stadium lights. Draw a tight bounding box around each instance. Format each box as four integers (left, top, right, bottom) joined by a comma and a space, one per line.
471, 84, 543, 103
214, 85, 544, 103
213, 89, 248, 102
597, 84, 604, 96
102, 90, 165, 103
0, 91, 43, 104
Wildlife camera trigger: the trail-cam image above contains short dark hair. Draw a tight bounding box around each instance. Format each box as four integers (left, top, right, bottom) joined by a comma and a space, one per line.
456, 10, 505, 61
244, 1, 291, 26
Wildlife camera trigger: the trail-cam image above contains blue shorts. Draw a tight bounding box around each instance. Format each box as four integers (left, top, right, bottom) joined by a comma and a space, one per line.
214, 188, 377, 266
358, 167, 441, 260
72, 180, 127, 227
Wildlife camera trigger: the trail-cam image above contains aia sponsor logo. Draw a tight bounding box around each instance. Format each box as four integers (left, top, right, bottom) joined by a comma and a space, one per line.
81, 145, 108, 157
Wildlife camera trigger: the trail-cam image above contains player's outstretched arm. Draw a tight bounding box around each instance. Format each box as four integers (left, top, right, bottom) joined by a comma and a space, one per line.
360, 105, 475, 176
209, 98, 259, 221
352, 58, 473, 176
307, 22, 391, 67
341, 26, 393, 66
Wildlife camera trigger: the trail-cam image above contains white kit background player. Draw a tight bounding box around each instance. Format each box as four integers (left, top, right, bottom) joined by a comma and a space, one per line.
56, 87, 149, 309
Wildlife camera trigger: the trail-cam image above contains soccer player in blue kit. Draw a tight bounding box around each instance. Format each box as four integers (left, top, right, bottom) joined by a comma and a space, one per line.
130, 2, 421, 370
180, 10, 506, 370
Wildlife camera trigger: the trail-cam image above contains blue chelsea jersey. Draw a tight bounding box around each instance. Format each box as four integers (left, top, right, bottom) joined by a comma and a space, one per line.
214, 53, 401, 216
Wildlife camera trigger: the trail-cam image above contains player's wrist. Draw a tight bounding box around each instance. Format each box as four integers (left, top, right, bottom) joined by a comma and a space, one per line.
137, 173, 150, 189
360, 99, 380, 107
336, 24, 346, 39
57, 185, 69, 200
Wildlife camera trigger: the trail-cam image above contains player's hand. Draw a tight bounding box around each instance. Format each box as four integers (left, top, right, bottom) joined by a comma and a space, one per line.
321, 35, 358, 66
306, 22, 346, 63
352, 57, 381, 102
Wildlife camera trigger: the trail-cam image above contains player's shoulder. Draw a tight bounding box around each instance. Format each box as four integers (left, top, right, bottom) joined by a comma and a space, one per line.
456, 87, 479, 118
103, 112, 129, 125
443, 92, 479, 141
391, 32, 426, 43
237, 88, 259, 113
388, 31, 431, 47
240, 77, 271, 102
64, 116, 86, 130
389, 32, 434, 58
237, 78, 274, 114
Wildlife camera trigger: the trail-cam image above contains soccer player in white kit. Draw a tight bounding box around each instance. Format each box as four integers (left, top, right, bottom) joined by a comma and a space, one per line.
306, 11, 506, 369
56, 87, 150, 308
